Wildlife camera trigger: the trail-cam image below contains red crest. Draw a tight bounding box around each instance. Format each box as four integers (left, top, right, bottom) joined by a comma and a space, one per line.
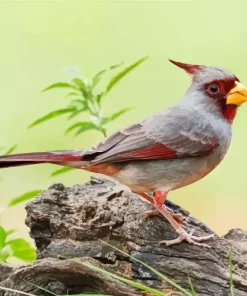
169, 59, 201, 75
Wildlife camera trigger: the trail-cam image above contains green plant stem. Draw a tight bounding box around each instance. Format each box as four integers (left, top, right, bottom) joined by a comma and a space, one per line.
99, 127, 107, 137
83, 92, 107, 137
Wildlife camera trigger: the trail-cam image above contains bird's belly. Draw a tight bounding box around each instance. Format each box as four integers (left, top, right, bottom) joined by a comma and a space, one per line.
113, 154, 221, 192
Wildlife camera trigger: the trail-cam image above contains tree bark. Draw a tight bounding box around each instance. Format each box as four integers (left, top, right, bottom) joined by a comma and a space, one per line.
1, 177, 247, 296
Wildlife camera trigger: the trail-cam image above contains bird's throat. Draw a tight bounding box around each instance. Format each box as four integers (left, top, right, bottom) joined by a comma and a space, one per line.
223, 104, 237, 123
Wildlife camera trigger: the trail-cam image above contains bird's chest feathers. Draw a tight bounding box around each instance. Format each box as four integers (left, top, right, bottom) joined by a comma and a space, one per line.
206, 120, 232, 167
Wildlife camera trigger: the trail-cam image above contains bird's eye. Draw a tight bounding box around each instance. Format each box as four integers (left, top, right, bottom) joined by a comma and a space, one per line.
209, 84, 219, 94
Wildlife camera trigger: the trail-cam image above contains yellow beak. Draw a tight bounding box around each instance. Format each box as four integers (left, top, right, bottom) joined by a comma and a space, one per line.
226, 81, 247, 105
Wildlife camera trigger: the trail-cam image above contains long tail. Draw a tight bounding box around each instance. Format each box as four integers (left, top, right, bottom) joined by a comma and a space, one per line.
0, 150, 87, 169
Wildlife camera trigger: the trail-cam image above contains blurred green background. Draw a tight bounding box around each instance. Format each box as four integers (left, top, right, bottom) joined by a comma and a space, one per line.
1, 0, 247, 242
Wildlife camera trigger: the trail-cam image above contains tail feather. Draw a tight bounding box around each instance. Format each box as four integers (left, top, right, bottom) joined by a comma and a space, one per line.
0, 150, 84, 169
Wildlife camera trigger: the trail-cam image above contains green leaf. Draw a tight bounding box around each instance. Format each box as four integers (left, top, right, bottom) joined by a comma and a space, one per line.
7, 238, 36, 262
6, 229, 16, 236
28, 108, 75, 129
0, 226, 7, 248
0, 245, 12, 262
8, 190, 42, 207
66, 91, 81, 97
67, 110, 83, 120
72, 78, 87, 89
92, 61, 123, 88
68, 100, 88, 117
72, 259, 166, 296
4, 144, 18, 155
50, 167, 74, 177
42, 82, 77, 92
74, 125, 99, 137
65, 122, 97, 135
70, 99, 86, 107
72, 78, 89, 98
0, 227, 16, 262
102, 108, 132, 125
96, 93, 103, 104
67, 111, 82, 120
104, 56, 148, 95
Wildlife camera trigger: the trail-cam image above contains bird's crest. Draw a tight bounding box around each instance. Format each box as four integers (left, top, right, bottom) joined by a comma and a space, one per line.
169, 59, 202, 75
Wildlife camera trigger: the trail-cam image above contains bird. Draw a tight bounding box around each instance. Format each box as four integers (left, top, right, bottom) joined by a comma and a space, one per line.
1, 59, 247, 247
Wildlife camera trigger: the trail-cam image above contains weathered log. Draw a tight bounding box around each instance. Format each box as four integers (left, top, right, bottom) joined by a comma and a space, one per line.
1, 177, 247, 296
0, 258, 142, 296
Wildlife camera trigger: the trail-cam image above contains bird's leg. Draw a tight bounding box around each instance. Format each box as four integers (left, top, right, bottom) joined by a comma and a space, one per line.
155, 191, 185, 222
153, 191, 214, 247
136, 191, 185, 225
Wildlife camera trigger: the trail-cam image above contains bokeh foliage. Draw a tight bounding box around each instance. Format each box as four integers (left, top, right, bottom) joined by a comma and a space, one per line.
0, 57, 148, 262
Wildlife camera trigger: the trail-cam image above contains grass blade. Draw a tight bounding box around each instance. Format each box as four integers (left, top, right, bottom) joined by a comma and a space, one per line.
8, 190, 42, 207
50, 166, 74, 177
188, 276, 197, 296
72, 259, 167, 296
228, 251, 236, 296
27, 282, 57, 296
100, 240, 192, 296
4, 144, 18, 155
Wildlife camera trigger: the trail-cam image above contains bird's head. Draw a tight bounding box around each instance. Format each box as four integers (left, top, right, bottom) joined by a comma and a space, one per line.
169, 59, 247, 123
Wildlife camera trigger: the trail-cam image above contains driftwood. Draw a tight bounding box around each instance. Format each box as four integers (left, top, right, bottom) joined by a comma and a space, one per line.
1, 177, 247, 296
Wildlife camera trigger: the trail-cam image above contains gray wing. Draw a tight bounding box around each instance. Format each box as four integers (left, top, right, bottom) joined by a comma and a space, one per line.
88, 106, 220, 164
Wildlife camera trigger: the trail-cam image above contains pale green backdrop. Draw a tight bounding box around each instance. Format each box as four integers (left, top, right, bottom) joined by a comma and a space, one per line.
1, 0, 247, 241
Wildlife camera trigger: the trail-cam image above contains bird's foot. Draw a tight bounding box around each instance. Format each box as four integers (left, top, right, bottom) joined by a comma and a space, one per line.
140, 207, 187, 226
159, 228, 214, 248
139, 209, 159, 218
168, 211, 187, 225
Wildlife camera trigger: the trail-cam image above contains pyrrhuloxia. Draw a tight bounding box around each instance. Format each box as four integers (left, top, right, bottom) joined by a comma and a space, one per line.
1, 60, 247, 247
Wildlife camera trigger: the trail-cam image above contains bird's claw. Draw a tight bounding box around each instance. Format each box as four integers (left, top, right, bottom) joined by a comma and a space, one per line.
140, 207, 188, 226
169, 211, 188, 226
159, 228, 214, 248
139, 209, 160, 219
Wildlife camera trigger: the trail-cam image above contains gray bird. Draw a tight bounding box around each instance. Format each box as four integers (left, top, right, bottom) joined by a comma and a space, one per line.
1, 60, 246, 247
